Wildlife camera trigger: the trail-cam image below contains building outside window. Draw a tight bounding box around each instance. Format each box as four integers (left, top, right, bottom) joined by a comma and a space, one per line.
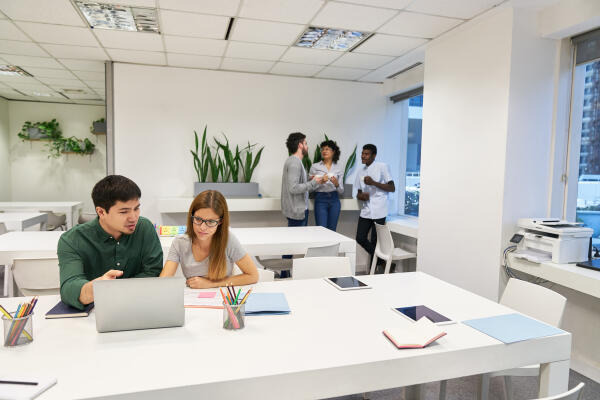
405, 94, 422, 216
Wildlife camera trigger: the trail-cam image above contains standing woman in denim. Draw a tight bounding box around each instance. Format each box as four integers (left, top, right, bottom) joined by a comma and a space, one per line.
309, 140, 344, 231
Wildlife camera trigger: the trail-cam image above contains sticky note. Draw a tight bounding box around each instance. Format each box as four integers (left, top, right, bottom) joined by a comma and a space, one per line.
197, 292, 217, 299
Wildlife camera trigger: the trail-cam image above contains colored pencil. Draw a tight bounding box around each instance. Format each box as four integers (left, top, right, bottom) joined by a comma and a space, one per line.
233, 288, 241, 305
0, 304, 33, 341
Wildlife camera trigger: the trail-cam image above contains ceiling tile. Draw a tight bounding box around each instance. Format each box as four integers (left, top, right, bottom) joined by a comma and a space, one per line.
331, 52, 394, 69
0, 75, 39, 84
354, 34, 426, 56
88, 81, 106, 89
221, 58, 274, 73
94, 30, 163, 51
406, 0, 503, 20
0, 39, 47, 57
316, 66, 370, 80
270, 62, 322, 77
225, 41, 286, 61
160, 10, 230, 39
0, 54, 63, 68
230, 19, 305, 46
280, 47, 342, 65
14, 89, 63, 98
40, 44, 107, 60
23, 67, 76, 79
159, 0, 240, 16
15, 22, 98, 46
358, 49, 425, 82
101, 0, 157, 6
378, 12, 463, 38
166, 53, 221, 69
239, 0, 324, 24
72, 71, 105, 80
311, 2, 397, 31
62, 92, 103, 100
0, 20, 29, 41
106, 48, 166, 64
58, 59, 105, 72
5, 82, 52, 91
0, 0, 86, 26
36, 77, 84, 86
164, 35, 226, 56
339, 0, 411, 9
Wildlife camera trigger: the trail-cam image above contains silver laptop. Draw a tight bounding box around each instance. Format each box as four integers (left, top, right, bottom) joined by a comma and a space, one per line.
93, 277, 185, 333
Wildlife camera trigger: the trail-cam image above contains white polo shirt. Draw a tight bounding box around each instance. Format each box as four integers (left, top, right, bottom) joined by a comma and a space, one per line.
355, 161, 393, 219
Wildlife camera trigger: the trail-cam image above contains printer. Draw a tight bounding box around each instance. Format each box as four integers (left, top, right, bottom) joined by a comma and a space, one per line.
516, 218, 594, 264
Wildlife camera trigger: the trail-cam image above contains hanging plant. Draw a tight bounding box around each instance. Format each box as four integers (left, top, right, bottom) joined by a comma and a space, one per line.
17, 119, 62, 140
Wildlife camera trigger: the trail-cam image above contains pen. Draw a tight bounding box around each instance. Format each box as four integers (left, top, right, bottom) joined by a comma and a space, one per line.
0, 380, 38, 386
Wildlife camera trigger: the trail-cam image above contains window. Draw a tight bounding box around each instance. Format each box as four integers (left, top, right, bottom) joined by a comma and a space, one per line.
405, 94, 422, 216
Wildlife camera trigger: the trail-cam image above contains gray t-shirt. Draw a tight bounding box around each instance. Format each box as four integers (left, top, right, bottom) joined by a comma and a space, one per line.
166, 232, 246, 278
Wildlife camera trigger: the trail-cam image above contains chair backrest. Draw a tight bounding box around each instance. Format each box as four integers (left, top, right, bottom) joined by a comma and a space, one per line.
305, 243, 340, 258
0, 222, 6, 235
78, 212, 97, 224
41, 211, 67, 230
292, 256, 352, 280
231, 256, 275, 282
12, 258, 60, 296
374, 223, 394, 256
536, 382, 584, 400
500, 278, 567, 327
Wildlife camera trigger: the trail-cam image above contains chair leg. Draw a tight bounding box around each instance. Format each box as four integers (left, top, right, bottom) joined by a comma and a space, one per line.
369, 255, 378, 275
478, 374, 490, 400
439, 380, 447, 400
503, 376, 513, 400
384, 258, 393, 274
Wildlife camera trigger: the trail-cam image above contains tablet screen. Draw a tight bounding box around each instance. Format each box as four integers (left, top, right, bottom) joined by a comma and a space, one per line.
394, 305, 450, 323
328, 277, 368, 289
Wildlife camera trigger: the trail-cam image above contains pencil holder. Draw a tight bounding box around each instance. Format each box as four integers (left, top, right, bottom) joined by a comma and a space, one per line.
222, 302, 245, 330
3, 312, 34, 347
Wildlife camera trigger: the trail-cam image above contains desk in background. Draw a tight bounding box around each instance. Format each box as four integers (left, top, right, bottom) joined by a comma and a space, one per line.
0, 212, 48, 231
0, 272, 570, 399
0, 202, 83, 230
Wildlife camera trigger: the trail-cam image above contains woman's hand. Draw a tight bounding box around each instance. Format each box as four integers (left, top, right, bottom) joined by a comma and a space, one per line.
186, 276, 213, 289
330, 176, 339, 187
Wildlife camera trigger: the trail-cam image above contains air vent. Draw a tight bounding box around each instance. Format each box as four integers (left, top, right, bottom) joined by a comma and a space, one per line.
386, 62, 423, 80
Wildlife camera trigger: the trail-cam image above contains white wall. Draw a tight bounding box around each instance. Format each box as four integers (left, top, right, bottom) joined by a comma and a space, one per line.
113, 63, 391, 224
9, 102, 106, 212
539, 0, 600, 39
0, 97, 10, 200
418, 7, 515, 300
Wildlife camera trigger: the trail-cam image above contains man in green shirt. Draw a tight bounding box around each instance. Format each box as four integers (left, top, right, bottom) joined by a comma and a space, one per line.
58, 175, 163, 309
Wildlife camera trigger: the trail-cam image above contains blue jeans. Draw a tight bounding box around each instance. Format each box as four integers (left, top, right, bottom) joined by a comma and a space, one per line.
314, 191, 341, 231
281, 210, 309, 278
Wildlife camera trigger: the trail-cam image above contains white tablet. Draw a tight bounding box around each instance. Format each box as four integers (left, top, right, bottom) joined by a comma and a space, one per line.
325, 276, 372, 291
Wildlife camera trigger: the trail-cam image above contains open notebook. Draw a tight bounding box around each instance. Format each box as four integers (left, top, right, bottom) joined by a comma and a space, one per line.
383, 317, 447, 349
0, 376, 57, 400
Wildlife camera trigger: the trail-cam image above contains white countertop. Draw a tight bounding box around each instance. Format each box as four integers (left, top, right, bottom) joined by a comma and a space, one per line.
387, 215, 419, 238
158, 197, 360, 213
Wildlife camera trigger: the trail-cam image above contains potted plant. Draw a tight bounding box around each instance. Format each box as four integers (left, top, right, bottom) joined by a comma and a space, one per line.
191, 126, 264, 197
62, 137, 95, 155
17, 119, 61, 140
90, 118, 106, 134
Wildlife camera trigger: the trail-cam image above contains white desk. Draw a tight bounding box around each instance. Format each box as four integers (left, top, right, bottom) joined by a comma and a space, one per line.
0, 212, 48, 231
0, 202, 83, 230
161, 226, 357, 274
387, 215, 419, 239
0, 273, 570, 399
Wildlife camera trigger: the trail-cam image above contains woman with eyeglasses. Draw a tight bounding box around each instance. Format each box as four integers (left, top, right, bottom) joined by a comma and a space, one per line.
160, 190, 258, 288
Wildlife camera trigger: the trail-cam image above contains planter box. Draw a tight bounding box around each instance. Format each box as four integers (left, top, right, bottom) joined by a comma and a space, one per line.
194, 182, 259, 198
92, 121, 106, 134
27, 127, 47, 139
341, 183, 354, 199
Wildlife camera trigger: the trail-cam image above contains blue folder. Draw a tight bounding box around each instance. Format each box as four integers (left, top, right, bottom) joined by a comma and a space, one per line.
463, 313, 565, 344
244, 293, 290, 315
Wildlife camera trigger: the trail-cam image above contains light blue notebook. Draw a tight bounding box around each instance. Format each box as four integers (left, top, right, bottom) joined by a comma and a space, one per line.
244, 293, 290, 315
463, 313, 565, 344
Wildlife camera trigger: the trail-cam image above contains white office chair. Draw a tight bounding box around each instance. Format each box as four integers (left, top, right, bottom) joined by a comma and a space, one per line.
0, 222, 7, 235
370, 223, 416, 274
258, 243, 341, 277
78, 212, 97, 224
305, 243, 340, 257
536, 383, 584, 400
11, 258, 61, 296
40, 211, 67, 231
475, 278, 567, 400
231, 256, 275, 282
292, 256, 352, 280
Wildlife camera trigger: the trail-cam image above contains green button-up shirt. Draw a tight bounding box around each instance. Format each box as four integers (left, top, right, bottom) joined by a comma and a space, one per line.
58, 216, 163, 309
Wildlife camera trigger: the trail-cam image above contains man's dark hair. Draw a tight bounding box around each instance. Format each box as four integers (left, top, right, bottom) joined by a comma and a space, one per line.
92, 175, 141, 212
363, 144, 377, 155
320, 140, 341, 163
286, 132, 306, 155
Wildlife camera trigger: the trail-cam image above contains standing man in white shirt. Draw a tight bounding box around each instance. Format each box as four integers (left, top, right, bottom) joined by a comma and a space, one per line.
355, 144, 395, 270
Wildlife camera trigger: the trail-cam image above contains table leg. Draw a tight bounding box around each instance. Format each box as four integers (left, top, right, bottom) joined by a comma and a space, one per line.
346, 251, 356, 275
404, 384, 425, 400
2, 265, 7, 297
539, 359, 569, 397
66, 209, 74, 230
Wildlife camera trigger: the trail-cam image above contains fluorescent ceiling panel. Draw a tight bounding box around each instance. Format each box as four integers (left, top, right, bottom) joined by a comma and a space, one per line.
15, 22, 98, 46
0, 65, 33, 77
159, 0, 240, 16
378, 12, 463, 38
0, 54, 63, 68
406, 0, 503, 19
167, 53, 221, 69
270, 62, 322, 77
239, 0, 324, 25
230, 19, 305, 46
94, 29, 164, 51
160, 10, 229, 39
0, 20, 30, 41
316, 66, 370, 80
225, 42, 286, 61
353, 34, 426, 57
0, 0, 86, 26
221, 58, 274, 73
331, 53, 394, 69
163, 36, 226, 57
281, 47, 342, 65
295, 27, 370, 52
0, 39, 47, 57
312, 2, 397, 32
106, 48, 165, 64
40, 44, 107, 60
75, 1, 160, 33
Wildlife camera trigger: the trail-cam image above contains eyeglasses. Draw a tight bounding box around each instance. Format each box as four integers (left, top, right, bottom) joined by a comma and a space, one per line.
191, 216, 221, 228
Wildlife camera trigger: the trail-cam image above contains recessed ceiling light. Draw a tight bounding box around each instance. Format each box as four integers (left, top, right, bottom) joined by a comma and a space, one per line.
0, 65, 33, 77
295, 27, 371, 52
75, 1, 160, 33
